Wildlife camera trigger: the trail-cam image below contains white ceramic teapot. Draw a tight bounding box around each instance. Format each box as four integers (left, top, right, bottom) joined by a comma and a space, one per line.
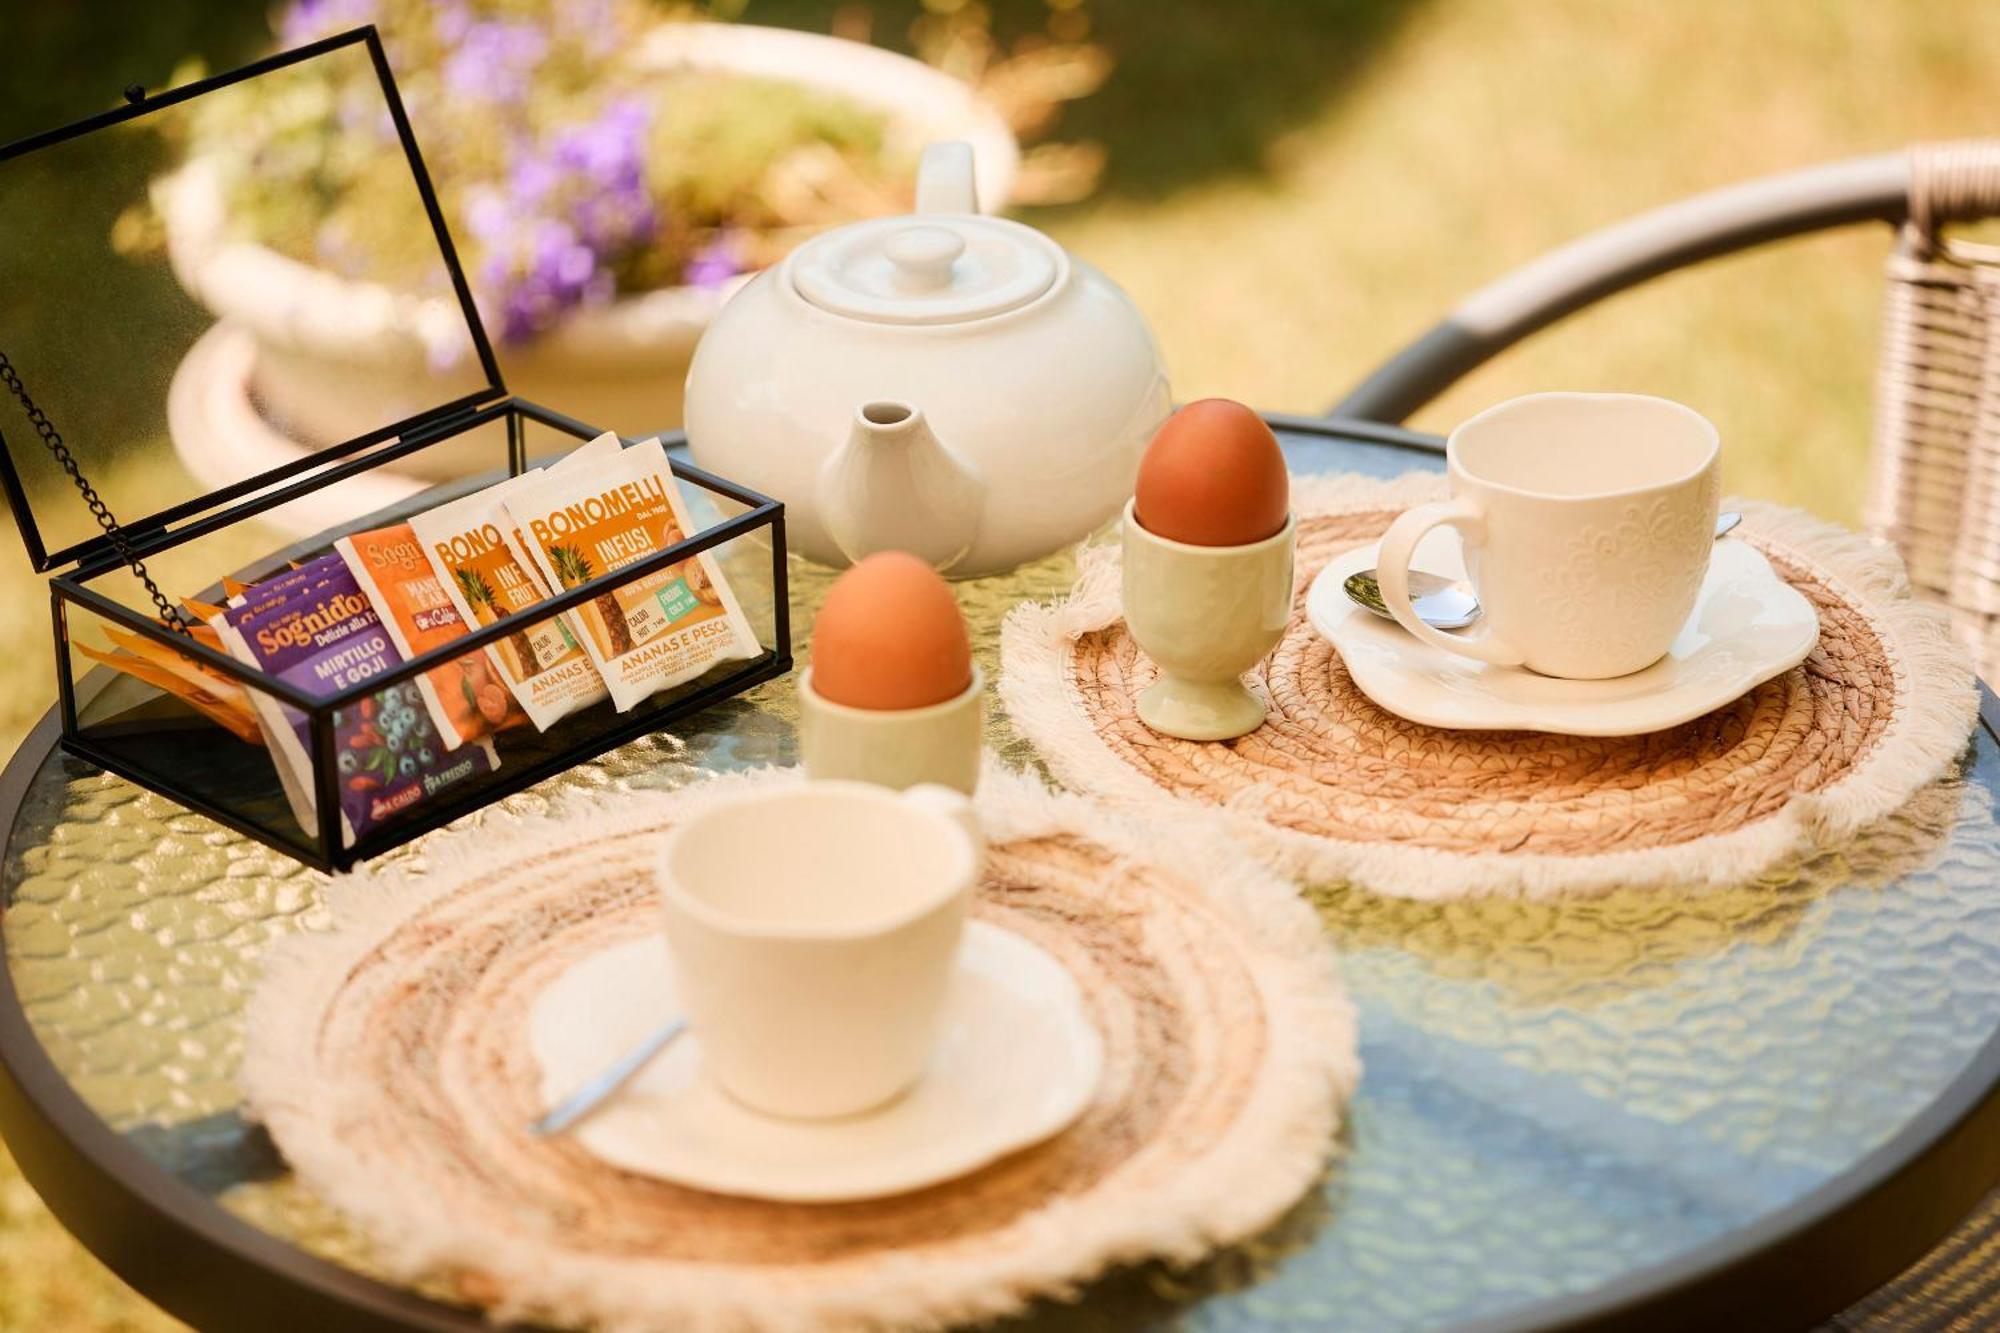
684, 142, 1171, 577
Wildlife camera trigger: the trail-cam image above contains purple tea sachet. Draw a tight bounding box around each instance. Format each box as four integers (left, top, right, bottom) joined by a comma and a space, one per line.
220, 561, 500, 845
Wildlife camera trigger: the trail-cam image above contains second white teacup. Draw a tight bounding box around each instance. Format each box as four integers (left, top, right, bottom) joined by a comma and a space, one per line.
657, 780, 981, 1120
1377, 392, 1722, 680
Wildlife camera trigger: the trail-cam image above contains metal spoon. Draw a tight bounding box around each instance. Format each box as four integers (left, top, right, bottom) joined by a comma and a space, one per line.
1344, 511, 1744, 631
529, 1015, 688, 1137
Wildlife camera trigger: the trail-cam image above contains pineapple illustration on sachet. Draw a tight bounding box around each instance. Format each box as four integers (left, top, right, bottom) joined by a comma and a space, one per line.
501, 438, 760, 712
548, 543, 635, 657
455, 565, 542, 677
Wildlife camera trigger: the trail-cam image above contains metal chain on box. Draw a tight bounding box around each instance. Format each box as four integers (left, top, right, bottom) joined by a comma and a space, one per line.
0, 351, 191, 635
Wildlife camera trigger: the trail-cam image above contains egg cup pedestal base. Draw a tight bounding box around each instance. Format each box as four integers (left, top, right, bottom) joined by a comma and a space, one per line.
1137, 675, 1266, 741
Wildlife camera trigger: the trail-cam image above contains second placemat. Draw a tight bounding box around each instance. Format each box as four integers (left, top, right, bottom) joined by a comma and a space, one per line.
1001, 473, 1979, 899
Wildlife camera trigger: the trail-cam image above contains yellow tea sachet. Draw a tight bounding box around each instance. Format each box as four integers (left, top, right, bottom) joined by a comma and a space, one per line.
179, 599, 235, 647
337, 523, 525, 749
74, 642, 265, 744
409, 434, 620, 730
103, 624, 246, 708
503, 437, 759, 712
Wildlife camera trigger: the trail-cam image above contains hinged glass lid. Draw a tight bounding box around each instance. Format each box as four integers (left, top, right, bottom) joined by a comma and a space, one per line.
0, 28, 502, 573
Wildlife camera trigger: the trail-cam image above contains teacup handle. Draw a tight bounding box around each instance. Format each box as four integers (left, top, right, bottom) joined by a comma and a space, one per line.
1375, 499, 1528, 668
899, 783, 985, 855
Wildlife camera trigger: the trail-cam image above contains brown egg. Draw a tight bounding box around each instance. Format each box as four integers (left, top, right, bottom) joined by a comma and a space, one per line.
810, 552, 974, 710
1133, 399, 1290, 546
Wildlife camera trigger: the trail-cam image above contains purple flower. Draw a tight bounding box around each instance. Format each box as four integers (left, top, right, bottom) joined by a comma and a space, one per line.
506, 151, 564, 212
550, 98, 650, 183
279, 0, 379, 47
548, 99, 655, 250
442, 19, 548, 105
464, 187, 514, 247
467, 98, 658, 342
273, 0, 674, 344
685, 232, 745, 290
481, 218, 613, 343
432, 0, 475, 46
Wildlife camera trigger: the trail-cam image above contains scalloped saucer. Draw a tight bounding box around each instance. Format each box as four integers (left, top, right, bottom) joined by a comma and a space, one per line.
530, 921, 1103, 1203
1304, 530, 1819, 736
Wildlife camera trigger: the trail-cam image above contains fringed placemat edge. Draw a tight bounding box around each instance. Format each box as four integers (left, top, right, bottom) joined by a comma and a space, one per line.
242, 761, 1361, 1333
1730, 498, 1978, 835
999, 471, 1980, 900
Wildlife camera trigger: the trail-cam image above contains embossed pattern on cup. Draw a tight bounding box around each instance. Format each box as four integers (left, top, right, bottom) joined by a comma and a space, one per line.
1377, 393, 1721, 680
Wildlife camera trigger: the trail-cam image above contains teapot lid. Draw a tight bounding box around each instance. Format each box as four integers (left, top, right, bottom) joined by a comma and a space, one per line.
787, 215, 1061, 326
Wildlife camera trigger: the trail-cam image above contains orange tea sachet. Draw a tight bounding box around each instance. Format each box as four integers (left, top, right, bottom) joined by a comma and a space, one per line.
409, 434, 620, 731
73, 640, 264, 745
337, 523, 525, 749
502, 437, 760, 712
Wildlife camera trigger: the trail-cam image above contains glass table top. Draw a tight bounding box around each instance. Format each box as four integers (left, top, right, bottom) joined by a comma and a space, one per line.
5, 427, 2000, 1331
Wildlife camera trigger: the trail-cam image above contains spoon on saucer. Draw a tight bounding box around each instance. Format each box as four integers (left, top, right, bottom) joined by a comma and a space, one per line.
529, 1015, 688, 1137
1343, 511, 1743, 631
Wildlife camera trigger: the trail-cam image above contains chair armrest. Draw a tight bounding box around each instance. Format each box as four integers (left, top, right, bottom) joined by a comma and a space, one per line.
1332, 153, 1911, 425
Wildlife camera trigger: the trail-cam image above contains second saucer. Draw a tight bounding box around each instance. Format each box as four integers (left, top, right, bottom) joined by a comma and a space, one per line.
1305, 528, 1819, 737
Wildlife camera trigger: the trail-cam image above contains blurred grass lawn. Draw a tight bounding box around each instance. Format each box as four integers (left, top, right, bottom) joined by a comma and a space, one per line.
0, 0, 1996, 1326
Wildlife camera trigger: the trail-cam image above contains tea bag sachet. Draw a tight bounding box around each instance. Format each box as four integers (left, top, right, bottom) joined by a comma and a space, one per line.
336, 523, 524, 749
225, 553, 345, 614
72, 598, 262, 741
207, 554, 349, 823
409, 433, 620, 730
502, 437, 760, 712
72, 640, 264, 744
215, 562, 501, 845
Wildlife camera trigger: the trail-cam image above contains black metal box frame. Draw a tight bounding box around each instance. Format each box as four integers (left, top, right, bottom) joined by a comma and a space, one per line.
2, 28, 791, 871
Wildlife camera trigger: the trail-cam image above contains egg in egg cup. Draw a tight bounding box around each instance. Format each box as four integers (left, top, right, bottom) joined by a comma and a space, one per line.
1122, 497, 1296, 741
797, 552, 984, 793
797, 664, 985, 795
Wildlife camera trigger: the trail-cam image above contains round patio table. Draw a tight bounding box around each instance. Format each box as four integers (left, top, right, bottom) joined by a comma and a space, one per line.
4, 417, 2000, 1333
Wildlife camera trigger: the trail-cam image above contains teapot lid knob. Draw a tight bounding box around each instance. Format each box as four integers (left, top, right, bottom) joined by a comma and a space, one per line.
884, 225, 967, 292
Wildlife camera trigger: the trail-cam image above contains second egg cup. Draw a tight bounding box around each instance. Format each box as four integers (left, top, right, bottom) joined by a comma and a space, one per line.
797, 664, 985, 795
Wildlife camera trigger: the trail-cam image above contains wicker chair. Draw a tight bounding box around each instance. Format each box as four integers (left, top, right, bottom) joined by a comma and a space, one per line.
1332, 141, 2000, 676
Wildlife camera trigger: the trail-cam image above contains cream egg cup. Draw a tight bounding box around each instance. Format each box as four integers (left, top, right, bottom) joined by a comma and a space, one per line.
796, 664, 985, 795
1121, 499, 1295, 741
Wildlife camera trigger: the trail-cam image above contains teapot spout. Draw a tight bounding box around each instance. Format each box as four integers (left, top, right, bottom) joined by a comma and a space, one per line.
817, 401, 985, 573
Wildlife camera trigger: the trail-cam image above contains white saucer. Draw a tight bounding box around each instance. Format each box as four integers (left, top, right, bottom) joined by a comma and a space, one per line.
530, 921, 1104, 1203
1304, 530, 1820, 736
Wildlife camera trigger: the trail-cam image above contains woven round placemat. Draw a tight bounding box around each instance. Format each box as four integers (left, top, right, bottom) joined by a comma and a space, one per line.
241, 765, 1357, 1333
1001, 473, 1980, 900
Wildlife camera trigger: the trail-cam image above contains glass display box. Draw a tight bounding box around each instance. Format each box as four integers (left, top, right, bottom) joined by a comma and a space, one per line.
0, 28, 791, 871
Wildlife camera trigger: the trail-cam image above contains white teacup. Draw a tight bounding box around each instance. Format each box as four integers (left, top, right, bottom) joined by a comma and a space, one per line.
1377, 392, 1722, 680
657, 780, 981, 1119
